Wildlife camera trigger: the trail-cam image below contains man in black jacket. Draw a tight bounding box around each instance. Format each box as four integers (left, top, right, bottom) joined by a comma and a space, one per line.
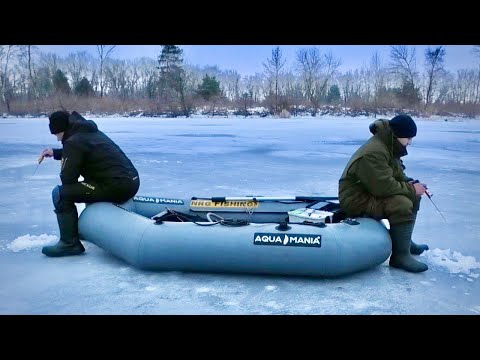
40, 110, 140, 257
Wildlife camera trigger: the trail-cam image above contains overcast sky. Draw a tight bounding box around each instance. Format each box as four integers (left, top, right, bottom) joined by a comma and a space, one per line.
36, 45, 478, 76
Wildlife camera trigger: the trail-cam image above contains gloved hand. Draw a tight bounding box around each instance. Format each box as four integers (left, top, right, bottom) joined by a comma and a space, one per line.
410, 179, 428, 189
410, 180, 428, 196
41, 148, 54, 158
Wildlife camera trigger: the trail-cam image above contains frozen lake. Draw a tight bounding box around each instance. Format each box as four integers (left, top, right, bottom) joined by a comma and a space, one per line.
1, 115, 479, 314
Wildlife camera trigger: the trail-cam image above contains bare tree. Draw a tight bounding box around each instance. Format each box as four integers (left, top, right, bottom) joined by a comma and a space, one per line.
462, 69, 478, 104
242, 73, 264, 104
97, 45, 116, 97
434, 71, 453, 105
66, 51, 93, 90
473, 46, 480, 105
319, 52, 341, 98
39, 52, 62, 79
370, 51, 386, 114
263, 46, 286, 114
450, 69, 477, 105
473, 45, 480, 60
0, 45, 20, 112
389, 45, 418, 86
338, 71, 354, 105
126, 60, 141, 98
389, 45, 421, 107
424, 46, 446, 111
137, 57, 158, 99
296, 47, 323, 115
11, 45, 37, 100
295, 47, 340, 115
282, 70, 303, 115
474, 68, 480, 105
225, 70, 241, 101
176, 69, 196, 117
352, 69, 366, 107
25, 45, 39, 99
105, 59, 141, 101
104, 59, 128, 98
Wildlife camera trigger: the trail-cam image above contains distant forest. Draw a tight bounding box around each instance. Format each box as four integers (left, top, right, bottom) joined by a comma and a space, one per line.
1, 45, 479, 118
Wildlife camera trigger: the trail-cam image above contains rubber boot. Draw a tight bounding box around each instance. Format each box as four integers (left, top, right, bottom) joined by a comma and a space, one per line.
389, 221, 428, 273
410, 212, 429, 255
42, 208, 85, 257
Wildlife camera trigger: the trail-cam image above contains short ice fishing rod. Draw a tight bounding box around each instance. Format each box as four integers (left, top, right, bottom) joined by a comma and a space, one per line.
30, 155, 45, 178
412, 180, 447, 222
425, 190, 448, 223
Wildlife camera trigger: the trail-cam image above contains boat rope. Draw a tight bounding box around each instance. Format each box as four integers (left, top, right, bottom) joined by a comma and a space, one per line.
244, 204, 255, 222
204, 212, 250, 227
152, 208, 250, 227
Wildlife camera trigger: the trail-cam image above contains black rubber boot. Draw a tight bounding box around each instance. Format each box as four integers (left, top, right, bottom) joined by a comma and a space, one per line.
411, 241, 429, 255
42, 208, 85, 257
410, 212, 429, 255
389, 221, 428, 273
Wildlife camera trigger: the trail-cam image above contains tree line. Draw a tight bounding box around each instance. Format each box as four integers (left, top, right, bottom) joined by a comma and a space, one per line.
1, 45, 479, 118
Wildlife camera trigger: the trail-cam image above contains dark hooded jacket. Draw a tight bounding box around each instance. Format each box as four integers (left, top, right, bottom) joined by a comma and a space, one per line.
52, 111, 138, 185
338, 119, 416, 215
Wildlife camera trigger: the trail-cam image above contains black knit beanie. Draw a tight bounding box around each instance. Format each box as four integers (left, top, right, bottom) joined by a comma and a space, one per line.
49, 111, 70, 134
389, 114, 417, 138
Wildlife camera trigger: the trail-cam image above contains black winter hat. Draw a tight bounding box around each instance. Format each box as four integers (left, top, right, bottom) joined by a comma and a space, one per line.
49, 111, 70, 134
389, 114, 417, 138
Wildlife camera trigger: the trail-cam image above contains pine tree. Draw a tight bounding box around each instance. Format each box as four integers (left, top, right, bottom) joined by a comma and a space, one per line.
36, 67, 53, 97
158, 45, 183, 74
157, 45, 193, 116
197, 74, 221, 101
74, 77, 95, 97
197, 74, 222, 116
327, 85, 341, 104
158, 45, 184, 97
52, 69, 71, 94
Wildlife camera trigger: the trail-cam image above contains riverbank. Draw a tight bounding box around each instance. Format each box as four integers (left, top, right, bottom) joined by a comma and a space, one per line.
2, 106, 477, 121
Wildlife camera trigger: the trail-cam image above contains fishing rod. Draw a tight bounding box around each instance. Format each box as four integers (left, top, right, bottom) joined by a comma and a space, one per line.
412, 180, 447, 223
30, 155, 45, 178
425, 190, 448, 223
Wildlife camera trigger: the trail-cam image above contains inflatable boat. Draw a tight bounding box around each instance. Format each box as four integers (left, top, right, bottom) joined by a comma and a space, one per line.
78, 195, 392, 277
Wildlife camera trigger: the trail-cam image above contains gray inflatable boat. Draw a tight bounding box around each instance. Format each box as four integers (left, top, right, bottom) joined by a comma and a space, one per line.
78, 195, 391, 277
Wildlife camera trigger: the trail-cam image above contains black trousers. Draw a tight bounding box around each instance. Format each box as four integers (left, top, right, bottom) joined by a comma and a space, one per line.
52, 176, 140, 212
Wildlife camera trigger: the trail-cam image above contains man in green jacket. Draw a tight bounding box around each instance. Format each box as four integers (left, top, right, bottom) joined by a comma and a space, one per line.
338, 114, 429, 273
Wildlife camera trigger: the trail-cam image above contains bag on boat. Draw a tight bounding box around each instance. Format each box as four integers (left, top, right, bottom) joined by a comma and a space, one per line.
288, 208, 334, 224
